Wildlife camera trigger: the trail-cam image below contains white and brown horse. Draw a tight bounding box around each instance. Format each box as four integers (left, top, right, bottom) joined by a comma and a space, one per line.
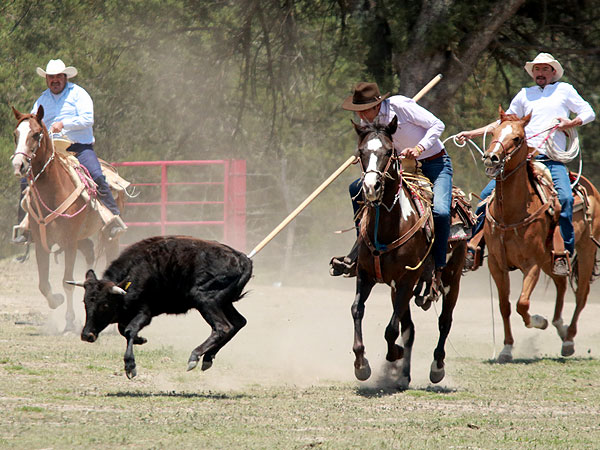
482, 108, 600, 361
11, 106, 123, 332
351, 116, 467, 388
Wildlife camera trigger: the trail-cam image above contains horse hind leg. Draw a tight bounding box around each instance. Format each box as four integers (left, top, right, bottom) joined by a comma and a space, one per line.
396, 308, 415, 389
77, 238, 95, 267
62, 247, 80, 333
35, 244, 64, 310
430, 244, 463, 383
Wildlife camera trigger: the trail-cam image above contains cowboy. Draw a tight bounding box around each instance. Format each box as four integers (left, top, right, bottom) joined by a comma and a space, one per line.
330, 82, 453, 294
457, 53, 595, 276
13, 59, 126, 244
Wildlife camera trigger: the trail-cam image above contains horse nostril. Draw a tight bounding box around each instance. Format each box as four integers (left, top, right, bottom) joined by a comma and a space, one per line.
491, 155, 500, 164
374, 181, 381, 191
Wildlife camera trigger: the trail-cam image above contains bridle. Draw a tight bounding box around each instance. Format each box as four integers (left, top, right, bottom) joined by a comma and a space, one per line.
486, 135, 527, 181
13, 117, 55, 183
358, 131, 401, 208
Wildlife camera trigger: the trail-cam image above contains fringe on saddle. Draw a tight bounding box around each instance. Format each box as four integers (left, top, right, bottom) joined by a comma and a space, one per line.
403, 161, 476, 244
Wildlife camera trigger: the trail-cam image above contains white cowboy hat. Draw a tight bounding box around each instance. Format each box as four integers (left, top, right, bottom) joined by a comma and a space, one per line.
36, 59, 78, 78
524, 53, 563, 82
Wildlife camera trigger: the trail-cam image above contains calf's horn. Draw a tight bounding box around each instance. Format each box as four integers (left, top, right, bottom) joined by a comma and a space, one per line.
66, 280, 85, 287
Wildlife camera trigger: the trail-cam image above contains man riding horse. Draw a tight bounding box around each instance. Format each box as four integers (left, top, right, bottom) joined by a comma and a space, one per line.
330, 82, 453, 297
458, 53, 596, 276
13, 58, 126, 244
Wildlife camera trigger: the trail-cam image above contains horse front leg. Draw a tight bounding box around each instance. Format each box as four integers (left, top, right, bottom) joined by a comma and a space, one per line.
35, 243, 64, 310
351, 272, 375, 381
62, 246, 79, 333
489, 256, 513, 363
397, 306, 415, 389
517, 265, 547, 330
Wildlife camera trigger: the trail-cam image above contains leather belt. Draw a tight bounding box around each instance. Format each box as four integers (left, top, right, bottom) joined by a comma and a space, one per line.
421, 148, 446, 162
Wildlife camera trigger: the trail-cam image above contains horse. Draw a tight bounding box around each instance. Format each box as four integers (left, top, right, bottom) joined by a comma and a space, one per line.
351, 116, 467, 388
481, 107, 600, 362
11, 106, 124, 332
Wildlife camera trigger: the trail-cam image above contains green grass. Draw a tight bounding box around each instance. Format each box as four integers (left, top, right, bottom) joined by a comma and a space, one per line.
1, 314, 600, 449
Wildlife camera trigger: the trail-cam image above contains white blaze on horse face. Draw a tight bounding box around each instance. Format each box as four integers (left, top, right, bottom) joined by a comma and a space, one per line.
363, 138, 384, 200
492, 124, 514, 156
12, 121, 32, 176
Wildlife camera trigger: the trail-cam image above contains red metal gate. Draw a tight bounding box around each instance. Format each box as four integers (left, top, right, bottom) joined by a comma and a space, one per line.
112, 160, 246, 251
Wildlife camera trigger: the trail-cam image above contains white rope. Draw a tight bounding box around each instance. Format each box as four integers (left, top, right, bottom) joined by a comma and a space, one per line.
537, 119, 580, 163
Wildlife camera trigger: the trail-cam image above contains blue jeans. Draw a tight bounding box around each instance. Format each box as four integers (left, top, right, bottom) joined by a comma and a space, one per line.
473, 157, 574, 254
349, 153, 453, 269
69, 143, 121, 215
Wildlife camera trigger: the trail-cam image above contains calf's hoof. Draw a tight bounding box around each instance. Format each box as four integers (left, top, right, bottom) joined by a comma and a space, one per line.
429, 361, 445, 384
187, 359, 198, 371
201, 358, 213, 371
561, 341, 575, 357
354, 359, 371, 381
126, 367, 137, 379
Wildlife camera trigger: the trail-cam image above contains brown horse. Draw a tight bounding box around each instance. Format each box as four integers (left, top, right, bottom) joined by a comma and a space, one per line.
11, 106, 122, 332
351, 116, 467, 388
482, 108, 600, 362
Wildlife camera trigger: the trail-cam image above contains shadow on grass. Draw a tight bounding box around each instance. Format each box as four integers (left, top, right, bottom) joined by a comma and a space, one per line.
484, 356, 595, 365
107, 391, 248, 400
355, 384, 457, 398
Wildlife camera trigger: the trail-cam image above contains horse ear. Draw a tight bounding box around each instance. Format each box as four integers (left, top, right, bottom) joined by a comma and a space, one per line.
351, 120, 368, 138
12, 106, 24, 121
385, 115, 398, 135
521, 113, 532, 127
35, 105, 44, 122
85, 269, 97, 281
498, 105, 506, 121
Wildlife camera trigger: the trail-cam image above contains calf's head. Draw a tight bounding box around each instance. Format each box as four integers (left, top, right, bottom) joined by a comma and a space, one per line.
68, 269, 126, 343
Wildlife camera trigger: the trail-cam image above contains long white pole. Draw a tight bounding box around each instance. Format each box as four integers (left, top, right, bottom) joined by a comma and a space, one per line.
247, 74, 443, 258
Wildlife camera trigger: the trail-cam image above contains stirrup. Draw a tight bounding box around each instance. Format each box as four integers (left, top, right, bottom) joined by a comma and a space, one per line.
103, 215, 128, 240
329, 255, 357, 278
463, 246, 483, 273
12, 225, 30, 245
552, 251, 571, 277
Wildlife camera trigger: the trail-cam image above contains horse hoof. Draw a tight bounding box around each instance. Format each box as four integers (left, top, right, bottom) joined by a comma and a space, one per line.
354, 359, 371, 381
47, 294, 64, 310
552, 319, 568, 341
561, 341, 575, 357
528, 314, 548, 330
497, 345, 513, 363
63, 322, 78, 335
429, 361, 445, 384
397, 375, 410, 390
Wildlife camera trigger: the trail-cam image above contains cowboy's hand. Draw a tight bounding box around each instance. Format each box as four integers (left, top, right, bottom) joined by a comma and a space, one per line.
49, 121, 64, 133
400, 146, 421, 159
555, 117, 580, 131
455, 131, 472, 144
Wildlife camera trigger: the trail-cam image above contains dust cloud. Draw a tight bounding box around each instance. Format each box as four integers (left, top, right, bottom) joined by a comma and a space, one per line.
2, 251, 600, 393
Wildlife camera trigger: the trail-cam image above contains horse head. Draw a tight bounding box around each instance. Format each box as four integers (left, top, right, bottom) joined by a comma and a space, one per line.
12, 105, 47, 177
482, 106, 531, 178
353, 115, 398, 204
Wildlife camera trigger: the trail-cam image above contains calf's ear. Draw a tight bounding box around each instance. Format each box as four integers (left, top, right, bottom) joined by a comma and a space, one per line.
86, 269, 97, 281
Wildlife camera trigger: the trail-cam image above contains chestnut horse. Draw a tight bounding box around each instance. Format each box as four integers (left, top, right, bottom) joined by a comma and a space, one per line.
351, 116, 467, 388
482, 108, 600, 362
11, 106, 122, 332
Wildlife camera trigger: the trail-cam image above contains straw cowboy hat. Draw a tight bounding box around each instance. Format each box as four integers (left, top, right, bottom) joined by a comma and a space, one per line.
524, 53, 563, 82
342, 82, 390, 111
36, 59, 78, 78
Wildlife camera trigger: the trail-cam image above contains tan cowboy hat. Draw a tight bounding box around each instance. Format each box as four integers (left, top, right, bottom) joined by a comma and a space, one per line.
342, 82, 390, 111
36, 59, 78, 78
524, 53, 563, 82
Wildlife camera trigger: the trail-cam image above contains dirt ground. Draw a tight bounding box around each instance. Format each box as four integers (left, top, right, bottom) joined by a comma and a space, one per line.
1, 250, 600, 392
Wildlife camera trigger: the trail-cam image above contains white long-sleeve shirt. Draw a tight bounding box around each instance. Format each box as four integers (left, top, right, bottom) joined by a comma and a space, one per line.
370, 95, 445, 160
31, 82, 95, 144
506, 82, 595, 154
